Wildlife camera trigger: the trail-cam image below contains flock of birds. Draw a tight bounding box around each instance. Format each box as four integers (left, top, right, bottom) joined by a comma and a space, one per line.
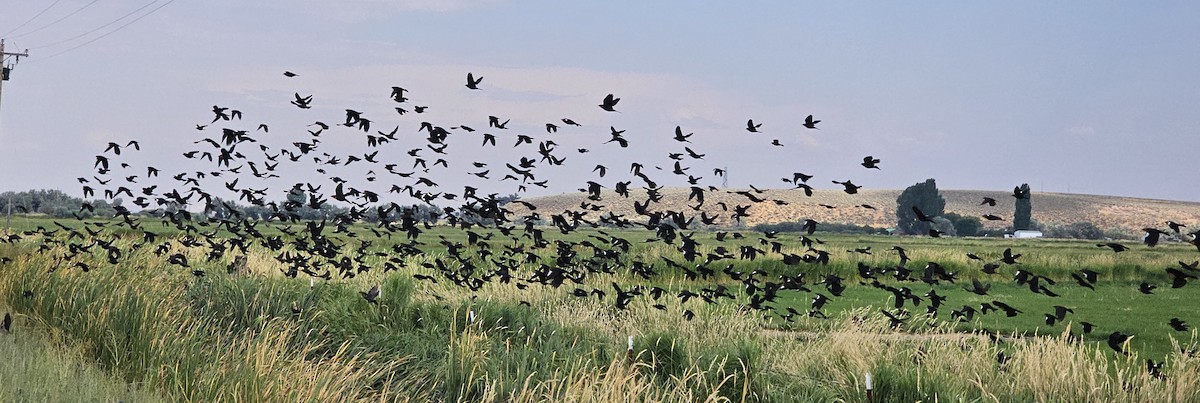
3, 70, 1200, 377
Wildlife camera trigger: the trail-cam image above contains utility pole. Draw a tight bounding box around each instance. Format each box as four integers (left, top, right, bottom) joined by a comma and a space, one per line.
1, 39, 31, 120
722, 166, 728, 189
2, 39, 31, 233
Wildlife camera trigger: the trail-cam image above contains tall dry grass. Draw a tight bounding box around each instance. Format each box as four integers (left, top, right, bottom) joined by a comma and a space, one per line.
0, 244, 403, 402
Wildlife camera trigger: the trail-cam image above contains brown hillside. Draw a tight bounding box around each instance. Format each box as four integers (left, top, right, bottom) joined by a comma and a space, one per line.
515, 188, 1200, 235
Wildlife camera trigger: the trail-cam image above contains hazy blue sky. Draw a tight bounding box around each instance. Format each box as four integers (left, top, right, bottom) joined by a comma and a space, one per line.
2, 1, 1198, 204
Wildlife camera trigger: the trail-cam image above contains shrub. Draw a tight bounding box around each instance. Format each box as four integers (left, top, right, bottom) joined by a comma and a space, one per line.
1044, 222, 1106, 240
931, 216, 957, 237
752, 221, 887, 235
942, 213, 982, 237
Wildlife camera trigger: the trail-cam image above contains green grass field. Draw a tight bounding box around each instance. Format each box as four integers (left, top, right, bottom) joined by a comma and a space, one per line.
2, 215, 1199, 401
0, 309, 166, 402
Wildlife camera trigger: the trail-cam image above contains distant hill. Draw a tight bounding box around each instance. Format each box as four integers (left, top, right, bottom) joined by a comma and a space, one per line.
515, 188, 1200, 236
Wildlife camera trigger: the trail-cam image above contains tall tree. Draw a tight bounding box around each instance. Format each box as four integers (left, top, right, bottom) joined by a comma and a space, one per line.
895, 178, 945, 235
1013, 183, 1033, 230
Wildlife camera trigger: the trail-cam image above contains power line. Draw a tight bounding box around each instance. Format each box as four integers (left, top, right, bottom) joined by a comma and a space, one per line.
1, 0, 64, 37
29, 0, 176, 63
9, 0, 102, 40
27, 0, 161, 50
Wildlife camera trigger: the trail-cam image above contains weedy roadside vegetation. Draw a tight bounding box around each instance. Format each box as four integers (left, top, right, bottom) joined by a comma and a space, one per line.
2, 233, 1199, 402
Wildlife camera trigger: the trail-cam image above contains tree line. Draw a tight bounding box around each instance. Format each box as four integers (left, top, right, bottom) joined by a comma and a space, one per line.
0, 189, 118, 219
0, 189, 520, 226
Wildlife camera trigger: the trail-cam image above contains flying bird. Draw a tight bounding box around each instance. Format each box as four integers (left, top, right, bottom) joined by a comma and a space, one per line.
964, 279, 991, 295
465, 72, 483, 90
1107, 332, 1131, 355
1071, 269, 1099, 290
599, 93, 620, 112
291, 93, 313, 109
1143, 228, 1167, 247
832, 180, 861, 194
802, 114, 820, 129
1050, 305, 1074, 323
391, 87, 408, 102
746, 119, 762, 133
912, 206, 936, 222
362, 285, 381, 304
1166, 267, 1197, 288
1000, 248, 1021, 265
607, 127, 629, 147
673, 126, 693, 143
1166, 221, 1187, 234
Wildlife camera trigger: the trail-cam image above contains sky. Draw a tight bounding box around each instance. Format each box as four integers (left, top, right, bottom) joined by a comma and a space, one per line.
2, 1, 1199, 206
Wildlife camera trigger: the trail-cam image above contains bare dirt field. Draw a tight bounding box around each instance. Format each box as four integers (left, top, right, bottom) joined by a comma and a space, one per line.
517, 188, 1200, 235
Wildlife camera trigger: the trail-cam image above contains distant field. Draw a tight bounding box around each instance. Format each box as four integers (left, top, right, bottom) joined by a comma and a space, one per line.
516, 188, 1200, 236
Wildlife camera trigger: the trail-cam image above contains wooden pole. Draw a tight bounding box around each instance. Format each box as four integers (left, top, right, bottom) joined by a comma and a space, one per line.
2, 39, 30, 233
626, 335, 634, 364
1, 39, 6, 117
0, 39, 25, 124
865, 372, 874, 403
